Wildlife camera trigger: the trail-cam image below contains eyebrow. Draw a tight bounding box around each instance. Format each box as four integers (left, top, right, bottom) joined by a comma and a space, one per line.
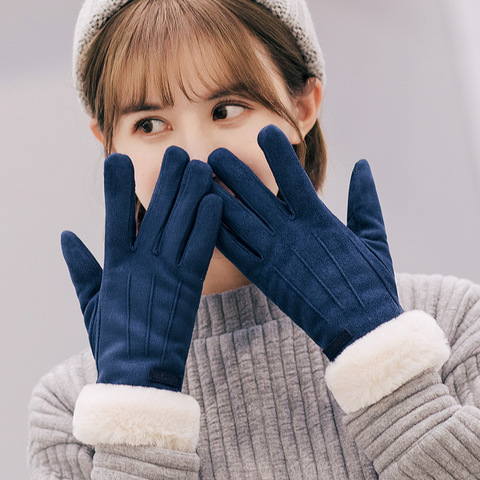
207, 86, 248, 101
119, 103, 166, 116
119, 84, 251, 116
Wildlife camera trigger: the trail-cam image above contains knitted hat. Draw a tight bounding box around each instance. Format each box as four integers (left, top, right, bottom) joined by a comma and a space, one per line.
73, 0, 325, 110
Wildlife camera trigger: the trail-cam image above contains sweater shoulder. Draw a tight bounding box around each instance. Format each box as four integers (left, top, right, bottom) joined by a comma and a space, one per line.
397, 272, 480, 339
397, 273, 480, 394
30, 349, 97, 410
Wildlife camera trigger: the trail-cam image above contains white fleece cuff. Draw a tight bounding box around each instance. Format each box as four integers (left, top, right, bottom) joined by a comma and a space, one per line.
325, 310, 450, 414
73, 383, 200, 452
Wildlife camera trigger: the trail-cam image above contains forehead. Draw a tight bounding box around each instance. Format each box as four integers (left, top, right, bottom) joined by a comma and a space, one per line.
111, 20, 286, 113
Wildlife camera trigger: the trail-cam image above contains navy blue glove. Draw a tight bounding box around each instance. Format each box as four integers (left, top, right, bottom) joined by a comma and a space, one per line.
61, 149, 222, 391
208, 125, 403, 361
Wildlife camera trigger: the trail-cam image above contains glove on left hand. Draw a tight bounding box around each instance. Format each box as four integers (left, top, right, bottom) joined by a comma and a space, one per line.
61, 148, 222, 391
208, 125, 403, 361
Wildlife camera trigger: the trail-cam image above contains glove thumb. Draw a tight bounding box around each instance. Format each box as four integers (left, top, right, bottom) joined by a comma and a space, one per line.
61, 231, 103, 317
346, 160, 394, 274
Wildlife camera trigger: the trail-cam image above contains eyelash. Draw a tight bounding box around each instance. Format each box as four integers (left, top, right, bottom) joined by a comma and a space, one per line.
211, 101, 250, 121
132, 101, 251, 135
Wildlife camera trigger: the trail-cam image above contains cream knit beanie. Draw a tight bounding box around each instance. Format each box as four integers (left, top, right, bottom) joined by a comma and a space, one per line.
73, 0, 325, 110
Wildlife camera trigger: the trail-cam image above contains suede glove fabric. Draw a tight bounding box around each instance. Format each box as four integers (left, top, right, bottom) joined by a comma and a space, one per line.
208, 125, 403, 361
61, 149, 222, 391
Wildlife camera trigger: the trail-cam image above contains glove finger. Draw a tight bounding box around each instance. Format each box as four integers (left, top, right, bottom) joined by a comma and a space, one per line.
60, 231, 102, 318
215, 223, 263, 279
181, 193, 222, 277
257, 125, 320, 214
211, 182, 270, 257
104, 154, 137, 261
208, 147, 283, 227
346, 159, 393, 273
158, 160, 212, 259
135, 146, 190, 249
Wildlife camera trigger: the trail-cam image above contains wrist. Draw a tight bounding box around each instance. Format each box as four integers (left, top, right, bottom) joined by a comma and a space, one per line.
96, 359, 186, 391
325, 310, 450, 413
73, 383, 200, 452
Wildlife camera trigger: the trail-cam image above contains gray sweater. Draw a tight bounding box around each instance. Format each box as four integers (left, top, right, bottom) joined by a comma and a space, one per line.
28, 273, 480, 479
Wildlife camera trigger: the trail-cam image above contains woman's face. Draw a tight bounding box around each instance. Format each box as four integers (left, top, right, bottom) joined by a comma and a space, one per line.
110, 54, 311, 209
91, 49, 321, 293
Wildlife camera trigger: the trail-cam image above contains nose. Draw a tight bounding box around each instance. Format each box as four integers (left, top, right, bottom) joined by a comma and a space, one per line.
176, 126, 215, 163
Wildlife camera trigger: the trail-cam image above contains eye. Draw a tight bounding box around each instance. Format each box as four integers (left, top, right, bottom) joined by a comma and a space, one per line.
135, 118, 167, 134
212, 103, 246, 121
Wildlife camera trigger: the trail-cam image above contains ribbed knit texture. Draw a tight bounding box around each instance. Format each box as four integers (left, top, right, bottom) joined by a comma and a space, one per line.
29, 273, 480, 479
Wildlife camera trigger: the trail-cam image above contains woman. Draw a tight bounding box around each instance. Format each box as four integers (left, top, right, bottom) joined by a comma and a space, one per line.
28, 0, 480, 478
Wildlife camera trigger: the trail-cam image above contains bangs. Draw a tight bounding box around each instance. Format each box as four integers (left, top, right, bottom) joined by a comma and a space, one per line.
80, 0, 325, 190
98, 0, 295, 151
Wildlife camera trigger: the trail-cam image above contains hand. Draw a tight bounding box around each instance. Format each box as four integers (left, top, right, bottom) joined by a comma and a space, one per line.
208, 125, 403, 361
61, 148, 222, 390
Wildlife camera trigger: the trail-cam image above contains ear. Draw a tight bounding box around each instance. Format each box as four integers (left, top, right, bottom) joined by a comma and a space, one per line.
89, 118, 105, 144
294, 77, 322, 142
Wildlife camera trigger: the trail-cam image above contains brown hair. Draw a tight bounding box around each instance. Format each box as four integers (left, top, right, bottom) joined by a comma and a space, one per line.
80, 0, 327, 190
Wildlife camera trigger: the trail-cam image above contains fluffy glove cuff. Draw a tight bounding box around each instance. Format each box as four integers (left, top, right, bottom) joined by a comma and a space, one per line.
73, 384, 200, 452
325, 310, 451, 413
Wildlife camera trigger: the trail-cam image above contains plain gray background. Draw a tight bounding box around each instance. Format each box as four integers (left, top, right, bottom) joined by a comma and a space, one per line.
1, 1, 479, 477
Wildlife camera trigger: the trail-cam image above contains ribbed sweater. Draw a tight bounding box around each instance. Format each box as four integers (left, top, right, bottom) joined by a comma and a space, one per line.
28, 273, 480, 479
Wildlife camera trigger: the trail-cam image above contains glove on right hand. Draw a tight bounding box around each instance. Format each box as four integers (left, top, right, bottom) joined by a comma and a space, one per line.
61, 148, 222, 391
208, 125, 403, 361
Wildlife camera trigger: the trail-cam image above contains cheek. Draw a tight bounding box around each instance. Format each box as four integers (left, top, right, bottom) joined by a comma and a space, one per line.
236, 119, 298, 194
131, 159, 162, 209
234, 142, 278, 194
112, 138, 164, 209
250, 157, 278, 194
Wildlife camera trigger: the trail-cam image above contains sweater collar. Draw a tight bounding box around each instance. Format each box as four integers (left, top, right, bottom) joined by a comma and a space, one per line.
193, 284, 286, 339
